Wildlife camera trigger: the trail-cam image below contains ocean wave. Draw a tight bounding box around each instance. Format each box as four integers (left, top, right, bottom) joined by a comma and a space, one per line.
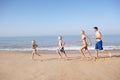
0, 46, 120, 51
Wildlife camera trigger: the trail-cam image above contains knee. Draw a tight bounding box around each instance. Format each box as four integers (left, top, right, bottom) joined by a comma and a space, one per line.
32, 53, 34, 55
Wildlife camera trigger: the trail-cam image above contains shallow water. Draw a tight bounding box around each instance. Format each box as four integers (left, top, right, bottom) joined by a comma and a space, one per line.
0, 35, 120, 51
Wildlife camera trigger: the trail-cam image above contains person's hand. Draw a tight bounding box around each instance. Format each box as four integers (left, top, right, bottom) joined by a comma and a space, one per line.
75, 40, 82, 42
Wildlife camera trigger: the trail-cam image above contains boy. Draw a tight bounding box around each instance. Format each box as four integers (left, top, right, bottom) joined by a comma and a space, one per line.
93, 27, 112, 58
56, 36, 68, 60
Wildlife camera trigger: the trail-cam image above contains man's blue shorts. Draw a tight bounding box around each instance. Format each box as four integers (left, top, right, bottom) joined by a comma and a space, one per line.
95, 40, 103, 50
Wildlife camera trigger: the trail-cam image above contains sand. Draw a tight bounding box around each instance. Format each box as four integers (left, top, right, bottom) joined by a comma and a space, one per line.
0, 51, 120, 80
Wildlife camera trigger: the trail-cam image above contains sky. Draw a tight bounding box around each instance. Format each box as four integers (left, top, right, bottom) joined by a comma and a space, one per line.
0, 0, 120, 36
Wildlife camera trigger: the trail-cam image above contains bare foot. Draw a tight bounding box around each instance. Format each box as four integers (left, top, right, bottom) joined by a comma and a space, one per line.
59, 56, 62, 59
95, 56, 99, 59
80, 57, 85, 61
65, 57, 69, 60
88, 57, 93, 61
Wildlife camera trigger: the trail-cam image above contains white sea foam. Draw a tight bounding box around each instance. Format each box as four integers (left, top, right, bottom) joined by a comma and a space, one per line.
0, 36, 120, 51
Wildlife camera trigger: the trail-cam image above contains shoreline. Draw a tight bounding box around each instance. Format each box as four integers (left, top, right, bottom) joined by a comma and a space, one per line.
0, 49, 120, 54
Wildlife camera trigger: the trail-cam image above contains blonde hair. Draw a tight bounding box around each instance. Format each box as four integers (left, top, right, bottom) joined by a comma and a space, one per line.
58, 36, 62, 40
80, 30, 85, 35
32, 40, 36, 45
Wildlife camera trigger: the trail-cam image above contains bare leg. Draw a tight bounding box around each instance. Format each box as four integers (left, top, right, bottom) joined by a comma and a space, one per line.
63, 52, 69, 60
32, 52, 34, 60
56, 50, 62, 58
86, 50, 92, 59
80, 47, 85, 60
35, 51, 43, 61
35, 51, 41, 56
95, 50, 99, 58
101, 50, 112, 58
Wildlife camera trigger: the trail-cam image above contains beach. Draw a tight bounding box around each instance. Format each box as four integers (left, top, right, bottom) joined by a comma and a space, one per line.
0, 51, 120, 80
1, 0, 120, 80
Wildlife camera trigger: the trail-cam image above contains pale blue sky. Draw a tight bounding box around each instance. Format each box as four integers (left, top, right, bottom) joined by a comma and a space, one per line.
0, 0, 120, 36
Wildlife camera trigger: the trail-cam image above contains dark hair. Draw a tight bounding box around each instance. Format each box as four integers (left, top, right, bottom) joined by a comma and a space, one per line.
94, 27, 98, 30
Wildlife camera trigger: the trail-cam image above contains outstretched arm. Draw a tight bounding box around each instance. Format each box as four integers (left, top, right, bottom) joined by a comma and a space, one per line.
76, 40, 83, 42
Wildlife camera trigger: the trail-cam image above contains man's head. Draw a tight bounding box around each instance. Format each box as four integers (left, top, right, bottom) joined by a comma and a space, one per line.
93, 27, 98, 32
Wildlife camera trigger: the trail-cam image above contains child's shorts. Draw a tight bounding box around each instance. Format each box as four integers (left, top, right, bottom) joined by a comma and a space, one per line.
58, 47, 65, 53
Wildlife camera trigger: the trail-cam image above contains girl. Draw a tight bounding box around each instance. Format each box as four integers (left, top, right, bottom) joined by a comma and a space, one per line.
32, 40, 41, 59
76, 30, 93, 60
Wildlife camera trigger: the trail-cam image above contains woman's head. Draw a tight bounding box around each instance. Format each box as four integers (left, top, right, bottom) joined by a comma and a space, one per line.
80, 30, 85, 35
58, 36, 62, 40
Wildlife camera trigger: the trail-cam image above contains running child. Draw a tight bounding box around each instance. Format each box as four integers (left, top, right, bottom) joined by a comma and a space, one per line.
32, 40, 41, 59
56, 36, 68, 60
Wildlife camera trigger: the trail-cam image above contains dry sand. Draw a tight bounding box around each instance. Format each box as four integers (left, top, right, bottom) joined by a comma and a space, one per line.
0, 51, 120, 80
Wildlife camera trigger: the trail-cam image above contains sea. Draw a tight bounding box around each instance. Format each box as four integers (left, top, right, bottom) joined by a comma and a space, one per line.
0, 35, 120, 52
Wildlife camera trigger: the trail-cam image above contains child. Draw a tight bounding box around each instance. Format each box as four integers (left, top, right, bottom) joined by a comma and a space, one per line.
76, 30, 93, 60
56, 36, 68, 60
32, 40, 41, 59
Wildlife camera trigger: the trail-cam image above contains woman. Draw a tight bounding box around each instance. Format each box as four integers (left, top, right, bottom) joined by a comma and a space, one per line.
76, 30, 92, 60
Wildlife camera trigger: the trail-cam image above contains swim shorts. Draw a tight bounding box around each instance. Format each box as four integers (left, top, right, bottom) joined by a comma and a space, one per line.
58, 47, 65, 53
95, 40, 103, 50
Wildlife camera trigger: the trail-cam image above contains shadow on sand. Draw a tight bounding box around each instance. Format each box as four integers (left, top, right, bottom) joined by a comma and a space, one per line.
32, 54, 120, 62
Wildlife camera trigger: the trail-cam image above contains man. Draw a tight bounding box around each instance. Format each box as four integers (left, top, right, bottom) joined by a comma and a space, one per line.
93, 27, 111, 58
